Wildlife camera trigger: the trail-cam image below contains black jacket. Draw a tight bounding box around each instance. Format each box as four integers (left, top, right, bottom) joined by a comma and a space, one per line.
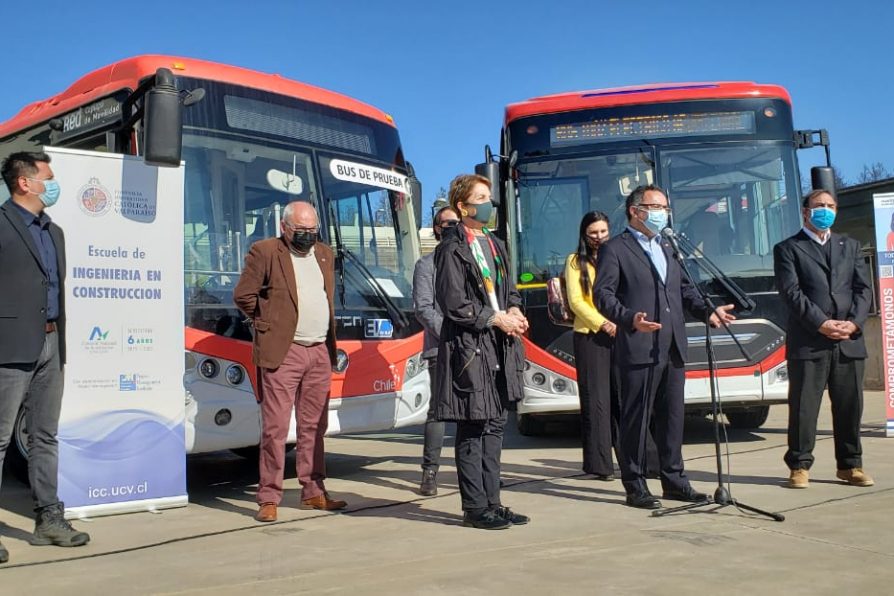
595, 230, 709, 366
432, 224, 525, 421
773, 230, 871, 360
0, 201, 66, 366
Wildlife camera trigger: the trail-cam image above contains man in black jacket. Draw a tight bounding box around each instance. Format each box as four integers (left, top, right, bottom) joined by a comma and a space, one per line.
774, 189, 873, 489
595, 185, 735, 510
0, 152, 90, 563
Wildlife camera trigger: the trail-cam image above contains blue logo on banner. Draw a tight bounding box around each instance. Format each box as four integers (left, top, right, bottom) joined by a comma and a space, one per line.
89, 326, 110, 341
365, 318, 394, 339
119, 374, 137, 391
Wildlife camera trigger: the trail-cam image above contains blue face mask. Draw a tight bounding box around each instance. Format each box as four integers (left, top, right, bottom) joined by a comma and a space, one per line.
809, 207, 835, 231
639, 208, 668, 234
30, 178, 61, 207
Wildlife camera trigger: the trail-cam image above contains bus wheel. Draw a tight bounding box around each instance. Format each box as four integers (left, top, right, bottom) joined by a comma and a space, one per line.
726, 406, 770, 430
516, 413, 546, 436
5, 408, 30, 485
230, 444, 295, 461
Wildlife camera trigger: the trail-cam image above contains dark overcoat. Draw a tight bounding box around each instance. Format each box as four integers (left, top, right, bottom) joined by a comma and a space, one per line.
432, 224, 525, 421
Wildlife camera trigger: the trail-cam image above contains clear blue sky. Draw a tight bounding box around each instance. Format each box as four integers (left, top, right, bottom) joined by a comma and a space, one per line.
4, 0, 891, 215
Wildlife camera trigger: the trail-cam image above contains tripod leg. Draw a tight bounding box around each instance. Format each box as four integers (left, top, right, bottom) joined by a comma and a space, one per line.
650, 499, 716, 517
729, 499, 786, 522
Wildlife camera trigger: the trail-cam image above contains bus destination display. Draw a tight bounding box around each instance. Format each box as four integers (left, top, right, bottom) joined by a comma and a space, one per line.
550, 111, 756, 147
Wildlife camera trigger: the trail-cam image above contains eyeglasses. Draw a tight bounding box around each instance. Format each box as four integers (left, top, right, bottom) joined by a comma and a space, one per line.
637, 204, 670, 213
438, 220, 459, 229
285, 224, 318, 234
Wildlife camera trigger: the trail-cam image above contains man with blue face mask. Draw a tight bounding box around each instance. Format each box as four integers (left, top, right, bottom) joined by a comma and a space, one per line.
595, 185, 736, 510
774, 189, 873, 490
0, 152, 90, 563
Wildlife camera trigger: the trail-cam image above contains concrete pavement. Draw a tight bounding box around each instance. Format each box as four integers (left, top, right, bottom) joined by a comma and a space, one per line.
0, 392, 891, 594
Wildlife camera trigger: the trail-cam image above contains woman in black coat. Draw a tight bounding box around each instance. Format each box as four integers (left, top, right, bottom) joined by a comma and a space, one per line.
433, 173, 529, 530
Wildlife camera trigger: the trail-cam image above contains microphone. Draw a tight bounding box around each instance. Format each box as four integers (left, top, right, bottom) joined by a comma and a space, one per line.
660, 227, 684, 261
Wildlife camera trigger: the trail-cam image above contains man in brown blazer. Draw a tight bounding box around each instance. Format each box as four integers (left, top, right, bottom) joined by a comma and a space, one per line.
234, 201, 345, 522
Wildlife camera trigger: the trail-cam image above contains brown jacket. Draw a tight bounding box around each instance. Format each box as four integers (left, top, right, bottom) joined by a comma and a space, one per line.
233, 237, 338, 370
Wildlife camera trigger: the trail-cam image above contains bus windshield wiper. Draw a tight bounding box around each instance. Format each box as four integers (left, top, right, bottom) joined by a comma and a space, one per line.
337, 246, 410, 330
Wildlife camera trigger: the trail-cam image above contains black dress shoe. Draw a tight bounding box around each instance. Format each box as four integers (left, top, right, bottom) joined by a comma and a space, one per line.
463, 510, 512, 530
662, 486, 709, 503
586, 473, 615, 481
625, 492, 662, 510
492, 506, 529, 525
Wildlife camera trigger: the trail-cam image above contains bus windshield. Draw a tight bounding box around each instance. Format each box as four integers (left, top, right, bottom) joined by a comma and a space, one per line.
515, 149, 655, 283
179, 80, 416, 340
661, 143, 801, 290
513, 142, 800, 290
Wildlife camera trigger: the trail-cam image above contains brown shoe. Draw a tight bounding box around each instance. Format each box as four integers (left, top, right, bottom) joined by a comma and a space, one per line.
788, 468, 809, 489
300, 492, 347, 511
836, 468, 874, 487
255, 503, 278, 522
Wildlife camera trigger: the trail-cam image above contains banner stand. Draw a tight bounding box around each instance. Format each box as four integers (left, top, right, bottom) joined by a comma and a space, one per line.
872, 191, 894, 438
47, 147, 188, 517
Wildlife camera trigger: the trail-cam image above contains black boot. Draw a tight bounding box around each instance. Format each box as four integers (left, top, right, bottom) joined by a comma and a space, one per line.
0, 538, 8, 563
30, 503, 90, 547
420, 469, 438, 496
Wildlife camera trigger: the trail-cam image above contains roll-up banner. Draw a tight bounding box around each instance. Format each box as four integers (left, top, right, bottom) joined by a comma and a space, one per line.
46, 147, 188, 517
873, 191, 894, 438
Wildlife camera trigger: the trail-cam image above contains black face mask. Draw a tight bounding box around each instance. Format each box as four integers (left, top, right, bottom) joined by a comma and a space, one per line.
291, 231, 316, 252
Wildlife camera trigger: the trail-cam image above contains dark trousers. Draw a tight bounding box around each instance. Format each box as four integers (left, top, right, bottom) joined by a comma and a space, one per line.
0, 331, 64, 511
422, 360, 446, 472
455, 410, 506, 513
573, 331, 617, 476
617, 348, 688, 495
784, 346, 864, 471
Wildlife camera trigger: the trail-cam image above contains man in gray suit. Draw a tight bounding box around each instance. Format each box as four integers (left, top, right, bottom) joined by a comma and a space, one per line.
0, 152, 90, 563
413, 206, 460, 496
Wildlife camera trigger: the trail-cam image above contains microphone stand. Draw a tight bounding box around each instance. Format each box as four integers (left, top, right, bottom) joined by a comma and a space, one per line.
651, 229, 784, 522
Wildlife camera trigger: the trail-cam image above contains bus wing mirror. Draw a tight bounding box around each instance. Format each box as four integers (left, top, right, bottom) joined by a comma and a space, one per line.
406, 161, 423, 229
143, 69, 183, 167
475, 160, 501, 206
810, 166, 837, 197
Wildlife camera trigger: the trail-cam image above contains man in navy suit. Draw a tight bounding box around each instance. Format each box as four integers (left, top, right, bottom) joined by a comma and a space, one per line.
0, 152, 90, 563
774, 189, 873, 489
595, 185, 735, 509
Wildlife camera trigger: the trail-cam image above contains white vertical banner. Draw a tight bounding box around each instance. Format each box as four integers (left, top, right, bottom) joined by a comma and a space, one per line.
46, 147, 187, 517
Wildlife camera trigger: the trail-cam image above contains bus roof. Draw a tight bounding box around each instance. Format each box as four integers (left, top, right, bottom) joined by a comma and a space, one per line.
505, 82, 792, 124
0, 55, 397, 138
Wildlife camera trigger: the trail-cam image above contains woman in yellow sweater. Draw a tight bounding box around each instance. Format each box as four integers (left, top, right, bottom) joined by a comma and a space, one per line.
564, 211, 617, 480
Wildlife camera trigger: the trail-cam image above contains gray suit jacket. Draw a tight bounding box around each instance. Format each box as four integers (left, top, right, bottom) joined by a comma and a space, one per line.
412, 251, 442, 360
0, 201, 67, 366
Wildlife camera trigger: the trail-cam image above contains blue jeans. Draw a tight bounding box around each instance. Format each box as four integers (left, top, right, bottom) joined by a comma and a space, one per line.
0, 331, 64, 511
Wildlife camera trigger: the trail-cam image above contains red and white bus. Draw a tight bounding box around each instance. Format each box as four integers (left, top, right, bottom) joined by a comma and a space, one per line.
481, 82, 832, 434
0, 55, 430, 463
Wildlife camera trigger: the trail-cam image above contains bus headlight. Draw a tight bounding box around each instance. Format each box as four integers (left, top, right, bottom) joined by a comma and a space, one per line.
333, 349, 349, 373
524, 361, 577, 396
773, 365, 788, 383
199, 359, 219, 379
405, 353, 424, 380
225, 364, 245, 386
